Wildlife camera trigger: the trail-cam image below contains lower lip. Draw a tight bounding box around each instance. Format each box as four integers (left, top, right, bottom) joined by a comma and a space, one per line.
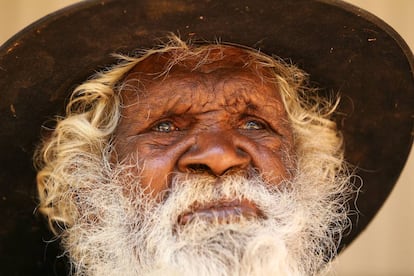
178, 204, 260, 225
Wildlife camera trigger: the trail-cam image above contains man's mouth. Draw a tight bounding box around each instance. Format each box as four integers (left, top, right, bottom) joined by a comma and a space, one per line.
177, 198, 263, 225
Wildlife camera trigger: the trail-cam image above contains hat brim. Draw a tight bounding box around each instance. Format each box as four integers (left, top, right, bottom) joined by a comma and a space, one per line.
0, 0, 413, 274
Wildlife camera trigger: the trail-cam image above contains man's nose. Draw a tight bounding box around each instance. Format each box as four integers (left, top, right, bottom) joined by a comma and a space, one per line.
177, 131, 251, 176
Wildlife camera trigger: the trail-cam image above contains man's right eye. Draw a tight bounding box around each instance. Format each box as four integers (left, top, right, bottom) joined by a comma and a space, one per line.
152, 121, 178, 133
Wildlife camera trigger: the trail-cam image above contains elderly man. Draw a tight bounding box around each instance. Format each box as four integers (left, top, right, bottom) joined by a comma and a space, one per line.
0, 1, 413, 275
35, 37, 351, 275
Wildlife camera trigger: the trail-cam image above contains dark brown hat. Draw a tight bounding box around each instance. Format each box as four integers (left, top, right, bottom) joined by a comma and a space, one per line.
0, 0, 413, 274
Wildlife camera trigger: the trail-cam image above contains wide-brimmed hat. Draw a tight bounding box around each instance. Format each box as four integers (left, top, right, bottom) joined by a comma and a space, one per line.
0, 0, 413, 274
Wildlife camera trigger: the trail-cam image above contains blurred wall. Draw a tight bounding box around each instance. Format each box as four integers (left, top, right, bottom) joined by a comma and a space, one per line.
0, 1, 413, 275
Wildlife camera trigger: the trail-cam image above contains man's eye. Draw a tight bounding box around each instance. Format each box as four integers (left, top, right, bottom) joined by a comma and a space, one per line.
241, 120, 266, 130
152, 121, 177, 133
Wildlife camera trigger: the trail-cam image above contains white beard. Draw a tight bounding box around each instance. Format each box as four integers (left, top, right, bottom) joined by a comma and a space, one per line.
62, 164, 351, 276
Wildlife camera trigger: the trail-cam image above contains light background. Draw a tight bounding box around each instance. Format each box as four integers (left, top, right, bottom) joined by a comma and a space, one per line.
0, 1, 412, 275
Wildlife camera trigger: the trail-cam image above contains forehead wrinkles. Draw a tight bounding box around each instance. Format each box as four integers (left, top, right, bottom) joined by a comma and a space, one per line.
219, 75, 284, 115
120, 64, 285, 116
120, 75, 217, 118
169, 73, 265, 114
161, 75, 216, 112
220, 78, 257, 113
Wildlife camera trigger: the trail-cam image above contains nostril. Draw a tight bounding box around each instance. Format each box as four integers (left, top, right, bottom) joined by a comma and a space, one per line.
187, 164, 212, 174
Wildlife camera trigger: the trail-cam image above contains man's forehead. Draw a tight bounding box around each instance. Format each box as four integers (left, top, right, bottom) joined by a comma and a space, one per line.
119, 47, 284, 107
121, 73, 284, 114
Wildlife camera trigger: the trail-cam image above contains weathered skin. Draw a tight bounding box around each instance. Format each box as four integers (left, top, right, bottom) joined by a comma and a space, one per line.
114, 47, 295, 220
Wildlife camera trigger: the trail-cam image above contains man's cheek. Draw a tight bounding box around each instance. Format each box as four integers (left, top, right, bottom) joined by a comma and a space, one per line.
116, 133, 187, 161
120, 151, 179, 202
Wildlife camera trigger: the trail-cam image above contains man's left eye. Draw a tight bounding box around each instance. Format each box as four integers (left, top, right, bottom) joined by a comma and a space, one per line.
152, 121, 178, 133
240, 120, 266, 130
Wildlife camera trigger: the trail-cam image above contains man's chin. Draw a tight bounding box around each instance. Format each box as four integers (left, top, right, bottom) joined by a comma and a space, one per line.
144, 220, 305, 276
